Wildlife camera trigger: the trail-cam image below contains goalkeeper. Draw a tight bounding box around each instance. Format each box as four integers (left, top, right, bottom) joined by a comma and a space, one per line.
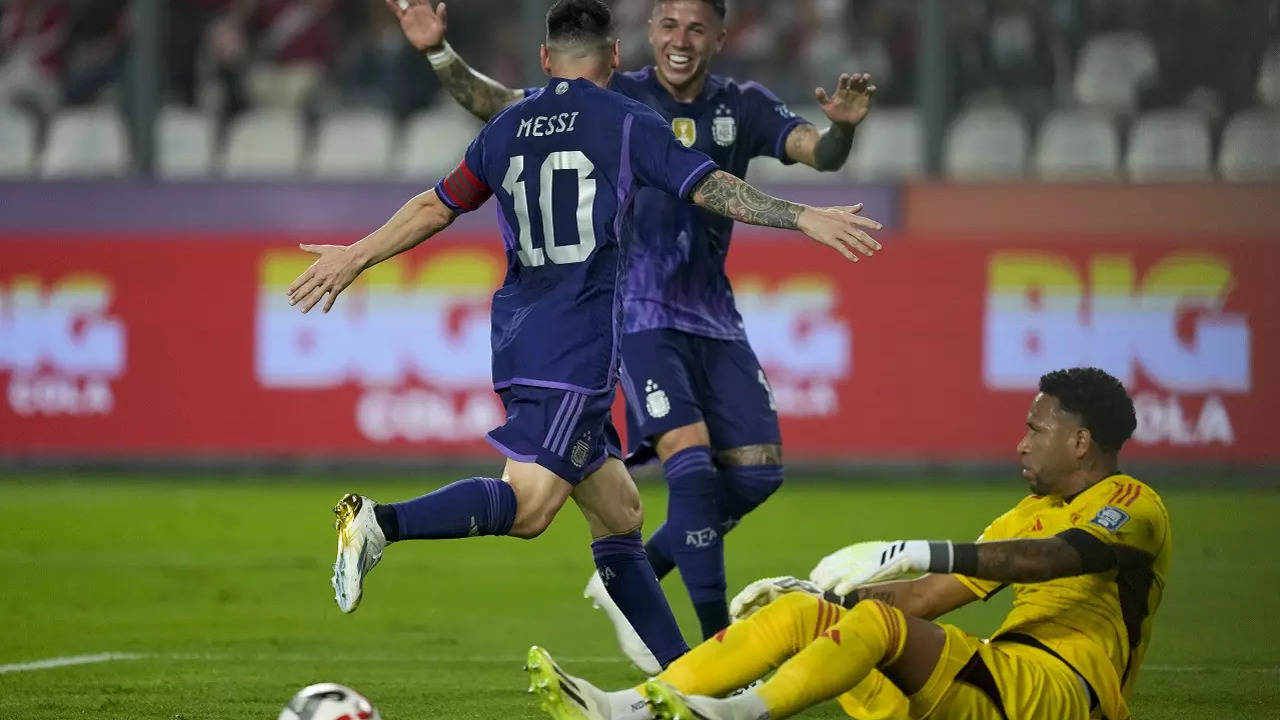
526, 367, 1171, 720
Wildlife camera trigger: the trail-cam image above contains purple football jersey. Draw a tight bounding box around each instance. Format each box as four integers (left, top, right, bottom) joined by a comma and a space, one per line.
435, 77, 718, 394
608, 68, 809, 340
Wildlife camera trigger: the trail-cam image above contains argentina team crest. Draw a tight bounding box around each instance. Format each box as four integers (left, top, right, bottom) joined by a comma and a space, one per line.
713, 105, 736, 146
672, 118, 697, 147
644, 380, 670, 419
571, 430, 592, 468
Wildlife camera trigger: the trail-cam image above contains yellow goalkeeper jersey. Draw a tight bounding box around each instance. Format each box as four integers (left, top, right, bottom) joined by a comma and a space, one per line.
953, 474, 1171, 720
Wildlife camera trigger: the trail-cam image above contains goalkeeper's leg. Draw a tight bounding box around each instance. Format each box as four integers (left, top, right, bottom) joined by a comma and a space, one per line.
650, 599, 945, 720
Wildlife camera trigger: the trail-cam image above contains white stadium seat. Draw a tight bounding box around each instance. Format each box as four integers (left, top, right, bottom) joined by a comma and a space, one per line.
1125, 109, 1212, 181
1073, 32, 1158, 113
846, 107, 922, 180
1258, 43, 1280, 107
943, 105, 1028, 180
312, 109, 396, 179
1218, 109, 1280, 181
40, 107, 130, 178
398, 104, 484, 180
157, 107, 215, 179
221, 109, 305, 178
1033, 109, 1121, 180
0, 105, 37, 177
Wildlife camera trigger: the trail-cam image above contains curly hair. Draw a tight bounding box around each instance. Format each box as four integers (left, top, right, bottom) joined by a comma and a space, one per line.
1039, 367, 1137, 454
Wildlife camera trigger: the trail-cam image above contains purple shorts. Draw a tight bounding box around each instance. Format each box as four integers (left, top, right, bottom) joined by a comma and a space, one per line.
617, 328, 782, 465
487, 383, 623, 485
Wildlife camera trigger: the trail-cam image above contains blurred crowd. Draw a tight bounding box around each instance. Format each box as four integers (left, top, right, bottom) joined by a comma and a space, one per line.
2, 0, 1277, 122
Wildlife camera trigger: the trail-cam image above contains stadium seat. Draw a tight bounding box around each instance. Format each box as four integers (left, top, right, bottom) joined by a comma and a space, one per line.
157, 107, 215, 179
312, 109, 396, 179
221, 109, 305, 178
1218, 109, 1280, 181
1073, 32, 1158, 113
846, 107, 923, 180
398, 104, 484, 180
246, 61, 323, 110
1033, 109, 1121, 181
943, 105, 1028, 180
1258, 43, 1280, 106
40, 107, 131, 178
0, 105, 37, 177
1125, 109, 1212, 181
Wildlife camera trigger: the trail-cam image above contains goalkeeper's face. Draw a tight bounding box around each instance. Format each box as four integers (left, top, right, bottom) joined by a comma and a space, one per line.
648, 1, 726, 93
1016, 393, 1087, 496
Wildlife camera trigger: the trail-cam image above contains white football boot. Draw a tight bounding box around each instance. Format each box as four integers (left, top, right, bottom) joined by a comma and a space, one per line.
583, 571, 662, 675
331, 493, 386, 613
526, 646, 623, 720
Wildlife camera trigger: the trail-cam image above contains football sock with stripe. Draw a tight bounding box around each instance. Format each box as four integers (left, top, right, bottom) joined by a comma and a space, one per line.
592, 530, 689, 667
388, 477, 517, 540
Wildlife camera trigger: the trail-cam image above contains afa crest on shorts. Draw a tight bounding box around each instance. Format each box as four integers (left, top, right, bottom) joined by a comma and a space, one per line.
644, 379, 670, 419
672, 118, 697, 147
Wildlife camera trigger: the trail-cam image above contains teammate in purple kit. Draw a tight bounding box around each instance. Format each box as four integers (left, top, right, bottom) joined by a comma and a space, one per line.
388, 0, 876, 668
288, 0, 882, 672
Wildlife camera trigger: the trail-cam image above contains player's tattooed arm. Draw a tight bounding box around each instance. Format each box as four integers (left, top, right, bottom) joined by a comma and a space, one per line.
785, 122, 856, 172
691, 171, 803, 229
836, 574, 981, 620
434, 57, 525, 122
965, 536, 1117, 582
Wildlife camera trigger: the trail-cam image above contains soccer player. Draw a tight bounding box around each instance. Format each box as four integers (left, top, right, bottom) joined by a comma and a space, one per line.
286, 0, 883, 674
387, 0, 877, 662
525, 367, 1171, 720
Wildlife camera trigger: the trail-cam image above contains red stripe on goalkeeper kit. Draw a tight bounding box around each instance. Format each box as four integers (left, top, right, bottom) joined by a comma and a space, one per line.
813, 599, 829, 639
874, 602, 899, 660
1124, 485, 1142, 506
1108, 486, 1126, 505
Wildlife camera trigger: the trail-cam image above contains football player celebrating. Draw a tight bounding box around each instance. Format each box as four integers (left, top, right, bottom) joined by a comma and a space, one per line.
387, 0, 876, 669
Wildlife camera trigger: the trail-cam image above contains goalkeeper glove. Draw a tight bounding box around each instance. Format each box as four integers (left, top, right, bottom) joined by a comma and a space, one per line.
729, 576, 825, 621
810, 540, 963, 597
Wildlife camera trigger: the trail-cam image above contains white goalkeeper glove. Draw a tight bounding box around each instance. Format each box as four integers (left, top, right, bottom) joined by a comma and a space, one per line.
729, 576, 825, 621
809, 540, 940, 597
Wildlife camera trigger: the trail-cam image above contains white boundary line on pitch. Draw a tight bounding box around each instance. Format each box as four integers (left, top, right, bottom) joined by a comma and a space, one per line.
0, 653, 145, 674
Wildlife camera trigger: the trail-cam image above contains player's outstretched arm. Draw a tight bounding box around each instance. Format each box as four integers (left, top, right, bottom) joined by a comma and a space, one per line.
785, 73, 876, 171
385, 0, 523, 121
286, 190, 457, 313
690, 170, 883, 262
810, 533, 1118, 596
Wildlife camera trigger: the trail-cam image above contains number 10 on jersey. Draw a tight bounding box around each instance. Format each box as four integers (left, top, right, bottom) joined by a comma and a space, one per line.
501, 151, 599, 267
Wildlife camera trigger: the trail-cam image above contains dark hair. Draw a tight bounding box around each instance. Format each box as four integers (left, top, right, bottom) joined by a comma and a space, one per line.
655, 0, 727, 19
1039, 367, 1137, 454
546, 0, 614, 46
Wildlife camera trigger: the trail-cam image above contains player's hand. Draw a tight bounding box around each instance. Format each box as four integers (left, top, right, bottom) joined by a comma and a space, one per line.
796, 203, 882, 263
385, 0, 448, 52
287, 243, 364, 313
729, 576, 825, 622
809, 541, 926, 597
815, 73, 876, 128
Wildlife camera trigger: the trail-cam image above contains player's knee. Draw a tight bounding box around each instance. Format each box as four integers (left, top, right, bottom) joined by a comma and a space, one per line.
765, 590, 823, 619
654, 422, 712, 460
719, 451, 784, 515
509, 508, 557, 539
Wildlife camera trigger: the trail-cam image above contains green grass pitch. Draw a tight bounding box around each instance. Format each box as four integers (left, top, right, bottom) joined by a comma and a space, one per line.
2, 473, 1278, 719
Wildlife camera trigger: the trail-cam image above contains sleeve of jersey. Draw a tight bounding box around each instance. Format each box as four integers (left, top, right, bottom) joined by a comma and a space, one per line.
1075, 482, 1165, 555
434, 157, 492, 213
627, 110, 719, 199
952, 509, 1019, 601
740, 82, 809, 163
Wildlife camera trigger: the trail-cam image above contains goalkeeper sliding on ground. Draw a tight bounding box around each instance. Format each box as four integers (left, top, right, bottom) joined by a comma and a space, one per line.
525, 367, 1171, 720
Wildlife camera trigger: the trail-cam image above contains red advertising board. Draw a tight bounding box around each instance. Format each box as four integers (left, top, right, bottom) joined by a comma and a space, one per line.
2, 233, 1276, 462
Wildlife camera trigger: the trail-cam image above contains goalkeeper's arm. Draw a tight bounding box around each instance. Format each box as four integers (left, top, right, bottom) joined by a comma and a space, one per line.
895, 530, 1118, 584
829, 574, 981, 620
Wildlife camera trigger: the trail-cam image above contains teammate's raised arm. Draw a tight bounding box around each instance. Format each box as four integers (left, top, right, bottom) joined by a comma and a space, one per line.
785, 73, 876, 171
689, 170, 882, 262
286, 189, 459, 313
386, 0, 524, 121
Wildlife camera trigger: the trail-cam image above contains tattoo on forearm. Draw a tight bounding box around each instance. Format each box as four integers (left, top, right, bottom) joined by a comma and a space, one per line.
813, 122, 855, 171
435, 58, 523, 122
974, 538, 1082, 583
717, 443, 782, 466
692, 171, 802, 230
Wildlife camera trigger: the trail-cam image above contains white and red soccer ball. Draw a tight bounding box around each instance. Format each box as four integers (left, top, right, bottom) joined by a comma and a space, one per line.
279, 683, 381, 720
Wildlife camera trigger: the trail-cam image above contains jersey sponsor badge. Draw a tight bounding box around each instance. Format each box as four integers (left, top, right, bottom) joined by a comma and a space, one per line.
1090, 505, 1131, 533
644, 379, 670, 418
672, 117, 697, 147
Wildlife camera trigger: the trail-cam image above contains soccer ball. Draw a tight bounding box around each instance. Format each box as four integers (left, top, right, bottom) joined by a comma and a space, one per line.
278, 683, 381, 720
